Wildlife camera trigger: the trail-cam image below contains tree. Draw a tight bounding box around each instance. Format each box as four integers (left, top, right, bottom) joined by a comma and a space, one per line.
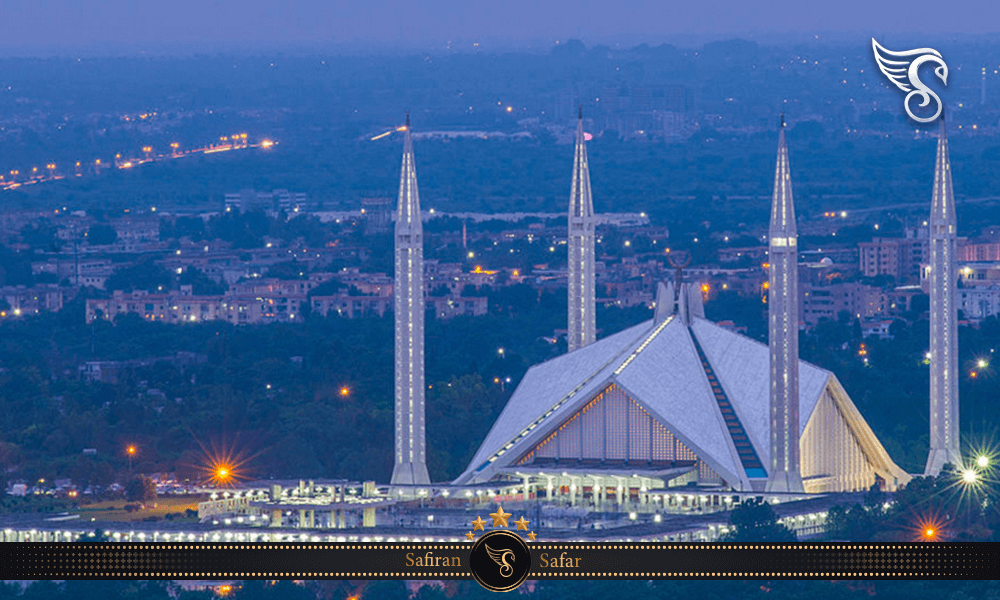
87, 224, 118, 246
124, 475, 157, 503
105, 259, 173, 293
719, 498, 797, 542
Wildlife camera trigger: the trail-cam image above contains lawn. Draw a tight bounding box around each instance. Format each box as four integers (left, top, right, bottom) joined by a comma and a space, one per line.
76, 495, 208, 522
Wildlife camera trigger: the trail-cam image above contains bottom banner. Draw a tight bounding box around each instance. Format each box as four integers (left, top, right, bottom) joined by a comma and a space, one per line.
0, 541, 995, 587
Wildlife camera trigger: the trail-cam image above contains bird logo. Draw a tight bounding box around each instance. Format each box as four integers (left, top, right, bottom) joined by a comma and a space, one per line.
872, 38, 949, 123
485, 544, 515, 577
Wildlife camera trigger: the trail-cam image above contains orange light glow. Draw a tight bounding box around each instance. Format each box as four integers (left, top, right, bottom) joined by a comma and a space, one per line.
260, 140, 275, 148
913, 514, 945, 542
340, 387, 350, 397
190, 438, 258, 488
127, 446, 136, 455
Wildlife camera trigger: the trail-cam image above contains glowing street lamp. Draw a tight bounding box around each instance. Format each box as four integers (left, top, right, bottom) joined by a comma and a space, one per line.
961, 469, 979, 485
976, 455, 989, 469
127, 445, 136, 474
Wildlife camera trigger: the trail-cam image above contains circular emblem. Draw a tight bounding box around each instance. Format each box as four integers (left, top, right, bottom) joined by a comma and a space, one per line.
469, 530, 531, 592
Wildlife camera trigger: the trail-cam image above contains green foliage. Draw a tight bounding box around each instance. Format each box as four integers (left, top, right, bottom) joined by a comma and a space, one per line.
86, 224, 118, 246
0, 245, 37, 287
826, 469, 1000, 542
719, 498, 797, 542
178, 267, 227, 295
105, 258, 173, 293
124, 475, 157, 503
0, 495, 77, 514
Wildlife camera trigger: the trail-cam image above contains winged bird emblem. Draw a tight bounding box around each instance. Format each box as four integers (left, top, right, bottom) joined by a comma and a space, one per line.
485, 544, 515, 577
872, 38, 948, 123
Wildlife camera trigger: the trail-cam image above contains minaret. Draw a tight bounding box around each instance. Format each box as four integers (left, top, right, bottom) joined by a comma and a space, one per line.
391, 114, 431, 487
925, 115, 960, 476
567, 106, 596, 352
765, 116, 804, 493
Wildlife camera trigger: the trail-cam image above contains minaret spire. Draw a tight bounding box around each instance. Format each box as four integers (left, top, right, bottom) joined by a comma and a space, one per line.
567, 106, 597, 352
391, 116, 430, 487
925, 114, 960, 476
765, 116, 804, 493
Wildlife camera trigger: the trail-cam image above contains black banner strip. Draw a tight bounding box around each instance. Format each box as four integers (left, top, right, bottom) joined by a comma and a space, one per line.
0, 542, 996, 580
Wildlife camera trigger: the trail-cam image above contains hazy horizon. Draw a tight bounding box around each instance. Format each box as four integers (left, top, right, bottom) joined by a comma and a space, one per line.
1, 0, 998, 56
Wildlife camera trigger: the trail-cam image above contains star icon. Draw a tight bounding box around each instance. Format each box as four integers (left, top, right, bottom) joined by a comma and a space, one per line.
514, 516, 530, 531
527, 531, 537, 541
471, 516, 486, 531
489, 505, 512, 528
465, 531, 474, 541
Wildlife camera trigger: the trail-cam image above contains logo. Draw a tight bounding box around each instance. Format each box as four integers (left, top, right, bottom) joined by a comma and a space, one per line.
469, 530, 531, 592
872, 38, 949, 123
485, 543, 515, 577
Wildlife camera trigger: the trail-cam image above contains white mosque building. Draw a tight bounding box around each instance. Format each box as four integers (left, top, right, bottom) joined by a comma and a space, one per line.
448, 114, 913, 503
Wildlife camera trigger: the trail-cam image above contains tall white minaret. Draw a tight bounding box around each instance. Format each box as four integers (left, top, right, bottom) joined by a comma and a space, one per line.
766, 116, 804, 493
567, 106, 596, 352
391, 114, 430, 487
925, 115, 961, 477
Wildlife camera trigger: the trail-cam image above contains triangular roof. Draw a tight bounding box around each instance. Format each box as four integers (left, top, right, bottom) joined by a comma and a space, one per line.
690, 317, 830, 470
455, 284, 906, 489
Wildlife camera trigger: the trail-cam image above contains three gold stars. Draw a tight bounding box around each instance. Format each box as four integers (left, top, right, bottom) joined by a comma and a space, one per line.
489, 505, 512, 528
471, 516, 486, 531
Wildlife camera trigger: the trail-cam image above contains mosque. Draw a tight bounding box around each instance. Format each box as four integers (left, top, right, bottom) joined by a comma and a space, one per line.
388, 110, 964, 506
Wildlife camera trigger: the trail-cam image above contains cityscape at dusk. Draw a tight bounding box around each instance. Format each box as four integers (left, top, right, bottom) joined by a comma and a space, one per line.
0, 0, 998, 598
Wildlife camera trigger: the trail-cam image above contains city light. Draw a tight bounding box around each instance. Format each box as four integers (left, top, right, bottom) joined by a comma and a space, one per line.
127, 446, 136, 456
976, 455, 989, 468
340, 387, 350, 397
961, 469, 979, 484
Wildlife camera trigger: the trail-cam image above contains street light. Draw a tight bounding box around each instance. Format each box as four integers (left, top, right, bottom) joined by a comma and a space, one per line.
962, 469, 979, 485
127, 446, 136, 475
976, 455, 989, 469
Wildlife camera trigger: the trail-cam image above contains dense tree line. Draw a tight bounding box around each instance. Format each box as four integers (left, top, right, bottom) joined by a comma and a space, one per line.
0, 275, 996, 488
